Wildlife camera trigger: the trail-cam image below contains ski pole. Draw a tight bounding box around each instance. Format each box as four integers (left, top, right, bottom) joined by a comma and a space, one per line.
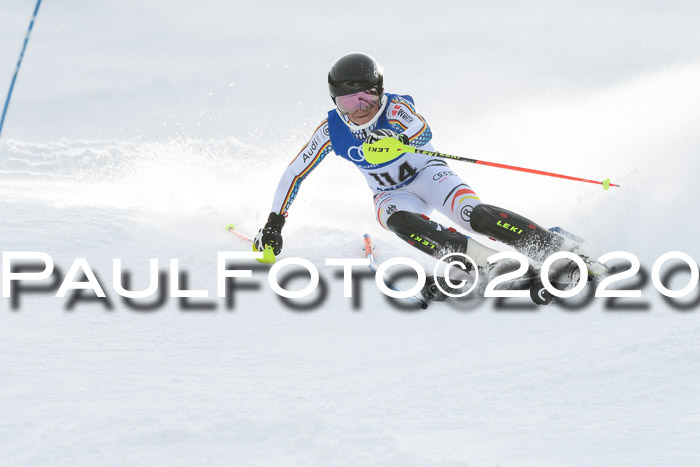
0, 0, 43, 139
363, 138, 620, 190
226, 223, 254, 243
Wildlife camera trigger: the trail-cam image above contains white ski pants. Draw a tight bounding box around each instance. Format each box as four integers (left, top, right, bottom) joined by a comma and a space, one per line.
373, 162, 482, 233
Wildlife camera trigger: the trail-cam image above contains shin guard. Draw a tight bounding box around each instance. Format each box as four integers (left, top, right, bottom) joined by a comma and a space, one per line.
469, 204, 564, 262
386, 211, 469, 260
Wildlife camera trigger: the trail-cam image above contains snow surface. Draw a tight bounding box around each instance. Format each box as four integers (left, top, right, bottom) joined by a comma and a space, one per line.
2, 1, 700, 465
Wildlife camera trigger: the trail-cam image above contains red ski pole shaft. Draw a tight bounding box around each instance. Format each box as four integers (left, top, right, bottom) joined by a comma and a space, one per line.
363, 233, 373, 257
412, 148, 620, 189
474, 160, 620, 187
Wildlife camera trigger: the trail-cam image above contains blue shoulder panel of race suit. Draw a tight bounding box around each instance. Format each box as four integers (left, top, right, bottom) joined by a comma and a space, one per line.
327, 93, 413, 170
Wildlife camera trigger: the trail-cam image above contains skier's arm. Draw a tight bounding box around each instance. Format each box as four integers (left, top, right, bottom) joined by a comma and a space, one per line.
254, 120, 332, 257
387, 95, 433, 148
270, 119, 333, 215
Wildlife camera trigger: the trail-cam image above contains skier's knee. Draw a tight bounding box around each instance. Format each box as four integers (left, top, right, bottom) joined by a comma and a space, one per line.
386, 210, 436, 236
386, 210, 414, 233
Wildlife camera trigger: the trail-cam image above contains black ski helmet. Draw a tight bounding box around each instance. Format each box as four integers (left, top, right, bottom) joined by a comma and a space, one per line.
328, 53, 384, 101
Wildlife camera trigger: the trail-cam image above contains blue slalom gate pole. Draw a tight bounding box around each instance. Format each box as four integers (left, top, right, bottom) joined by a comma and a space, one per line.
0, 0, 43, 139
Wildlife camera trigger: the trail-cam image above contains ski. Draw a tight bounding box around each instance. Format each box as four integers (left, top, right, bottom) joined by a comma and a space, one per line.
548, 226, 613, 277
517, 226, 617, 305
364, 234, 429, 310
423, 265, 540, 303
529, 257, 617, 305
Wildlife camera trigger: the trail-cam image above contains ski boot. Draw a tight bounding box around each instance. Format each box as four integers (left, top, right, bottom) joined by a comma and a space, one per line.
420, 274, 484, 302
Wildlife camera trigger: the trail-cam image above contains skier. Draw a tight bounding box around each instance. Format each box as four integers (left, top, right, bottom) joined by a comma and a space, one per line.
254, 52, 594, 300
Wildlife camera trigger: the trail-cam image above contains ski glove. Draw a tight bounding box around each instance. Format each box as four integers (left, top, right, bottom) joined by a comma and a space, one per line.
364, 128, 410, 146
253, 212, 286, 256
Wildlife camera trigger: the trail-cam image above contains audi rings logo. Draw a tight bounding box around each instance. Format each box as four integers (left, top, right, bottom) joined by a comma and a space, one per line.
460, 205, 474, 222
432, 170, 455, 181
347, 145, 365, 162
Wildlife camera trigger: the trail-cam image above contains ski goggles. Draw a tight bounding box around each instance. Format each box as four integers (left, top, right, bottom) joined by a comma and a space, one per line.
334, 89, 380, 115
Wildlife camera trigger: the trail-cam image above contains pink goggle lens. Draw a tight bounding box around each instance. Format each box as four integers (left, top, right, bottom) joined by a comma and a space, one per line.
335, 89, 380, 115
